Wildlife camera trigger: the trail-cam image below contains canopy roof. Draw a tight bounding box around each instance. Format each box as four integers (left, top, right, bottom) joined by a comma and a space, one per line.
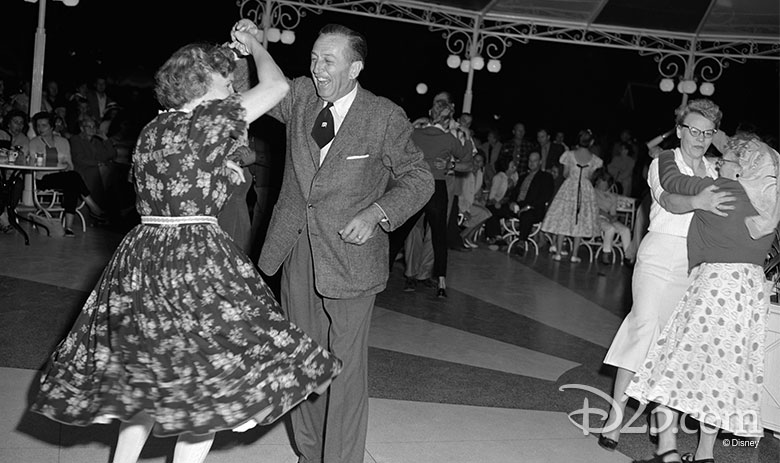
239, 0, 779, 112
458, 0, 779, 40
240, 0, 780, 61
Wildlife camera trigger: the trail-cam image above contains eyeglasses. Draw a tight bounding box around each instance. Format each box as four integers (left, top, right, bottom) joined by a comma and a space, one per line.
680, 124, 717, 139
715, 158, 740, 168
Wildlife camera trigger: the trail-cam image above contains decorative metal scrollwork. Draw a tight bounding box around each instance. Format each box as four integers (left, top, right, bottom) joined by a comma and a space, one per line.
653, 51, 741, 82
441, 24, 510, 60
237, 0, 317, 29
443, 29, 471, 56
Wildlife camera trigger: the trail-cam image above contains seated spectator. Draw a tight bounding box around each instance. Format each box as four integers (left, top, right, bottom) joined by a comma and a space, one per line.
479, 128, 502, 188
99, 102, 122, 138
45, 80, 66, 111
458, 152, 491, 248
607, 141, 636, 196
29, 112, 106, 236
70, 115, 117, 210
485, 151, 554, 250
10, 81, 31, 114
484, 155, 517, 242
3, 110, 30, 154
66, 96, 91, 135
593, 168, 633, 264
53, 112, 72, 139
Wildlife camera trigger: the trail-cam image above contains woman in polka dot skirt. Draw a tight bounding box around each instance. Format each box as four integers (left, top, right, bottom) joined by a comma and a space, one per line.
626, 133, 780, 463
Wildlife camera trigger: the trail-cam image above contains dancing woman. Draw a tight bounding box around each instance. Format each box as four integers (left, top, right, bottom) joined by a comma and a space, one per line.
599, 99, 734, 455
541, 129, 602, 263
30, 23, 341, 463
627, 133, 780, 463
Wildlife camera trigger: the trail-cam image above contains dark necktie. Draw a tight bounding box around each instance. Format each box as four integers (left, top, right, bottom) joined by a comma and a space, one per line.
311, 102, 334, 149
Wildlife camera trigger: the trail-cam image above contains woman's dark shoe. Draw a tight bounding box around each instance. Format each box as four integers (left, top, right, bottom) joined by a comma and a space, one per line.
648, 411, 658, 444
436, 288, 447, 298
403, 277, 416, 292
632, 449, 681, 463
64, 228, 75, 237
681, 454, 714, 463
597, 434, 619, 452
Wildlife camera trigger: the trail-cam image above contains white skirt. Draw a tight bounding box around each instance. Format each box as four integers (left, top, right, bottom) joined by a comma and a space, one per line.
603, 232, 692, 372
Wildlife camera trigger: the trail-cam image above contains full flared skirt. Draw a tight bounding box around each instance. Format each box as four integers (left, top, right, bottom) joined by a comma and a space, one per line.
31, 223, 342, 437
625, 263, 768, 437
541, 176, 599, 237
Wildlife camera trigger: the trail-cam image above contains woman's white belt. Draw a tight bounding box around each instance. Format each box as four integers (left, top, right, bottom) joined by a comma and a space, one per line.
141, 215, 218, 226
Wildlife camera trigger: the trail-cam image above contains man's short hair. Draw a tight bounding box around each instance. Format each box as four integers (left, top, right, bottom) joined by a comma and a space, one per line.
319, 24, 368, 65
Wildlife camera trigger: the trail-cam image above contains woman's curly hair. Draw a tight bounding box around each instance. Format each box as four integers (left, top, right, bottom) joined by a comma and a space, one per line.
725, 132, 763, 160
155, 43, 236, 110
675, 98, 723, 129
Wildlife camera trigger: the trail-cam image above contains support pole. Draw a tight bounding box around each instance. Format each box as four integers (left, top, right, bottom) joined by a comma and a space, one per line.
680, 39, 697, 107
29, 0, 47, 119
261, 0, 272, 49
462, 20, 480, 113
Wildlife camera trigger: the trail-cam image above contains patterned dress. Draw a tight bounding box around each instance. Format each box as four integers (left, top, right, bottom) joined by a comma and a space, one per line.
31, 95, 342, 437
541, 150, 602, 237
625, 263, 768, 437
625, 151, 774, 437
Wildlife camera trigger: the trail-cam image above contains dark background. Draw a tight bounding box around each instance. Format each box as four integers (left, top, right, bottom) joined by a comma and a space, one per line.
1, 0, 778, 146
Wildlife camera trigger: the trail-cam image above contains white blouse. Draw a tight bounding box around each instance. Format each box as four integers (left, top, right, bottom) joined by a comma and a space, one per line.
647, 147, 717, 237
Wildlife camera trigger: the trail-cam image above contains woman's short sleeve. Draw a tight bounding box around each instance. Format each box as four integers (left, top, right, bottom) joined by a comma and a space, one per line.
187, 94, 248, 164
559, 150, 572, 166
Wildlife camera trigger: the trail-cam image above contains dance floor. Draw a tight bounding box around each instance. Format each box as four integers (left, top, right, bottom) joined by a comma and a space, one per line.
1, 224, 778, 462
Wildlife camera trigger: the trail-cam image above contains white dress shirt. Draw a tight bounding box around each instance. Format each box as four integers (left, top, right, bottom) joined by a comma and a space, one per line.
318, 84, 358, 165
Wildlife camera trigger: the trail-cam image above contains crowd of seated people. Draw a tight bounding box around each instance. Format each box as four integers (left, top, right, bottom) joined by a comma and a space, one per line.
0, 76, 147, 235
0, 74, 287, 249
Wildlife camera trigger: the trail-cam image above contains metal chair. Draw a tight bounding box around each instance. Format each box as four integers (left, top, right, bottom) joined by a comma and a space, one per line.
501, 218, 544, 256
32, 176, 87, 232
579, 194, 636, 264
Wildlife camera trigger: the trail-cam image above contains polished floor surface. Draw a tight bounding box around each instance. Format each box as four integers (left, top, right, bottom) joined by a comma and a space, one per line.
1, 224, 778, 462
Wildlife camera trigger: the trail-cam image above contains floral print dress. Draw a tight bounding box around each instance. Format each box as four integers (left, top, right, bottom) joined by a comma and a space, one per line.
31, 95, 342, 437
541, 150, 602, 237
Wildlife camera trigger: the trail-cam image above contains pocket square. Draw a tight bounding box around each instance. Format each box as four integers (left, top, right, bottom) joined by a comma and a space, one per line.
346, 154, 370, 160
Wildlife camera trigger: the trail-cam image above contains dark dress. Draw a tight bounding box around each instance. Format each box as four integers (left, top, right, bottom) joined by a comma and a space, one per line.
31, 95, 342, 437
